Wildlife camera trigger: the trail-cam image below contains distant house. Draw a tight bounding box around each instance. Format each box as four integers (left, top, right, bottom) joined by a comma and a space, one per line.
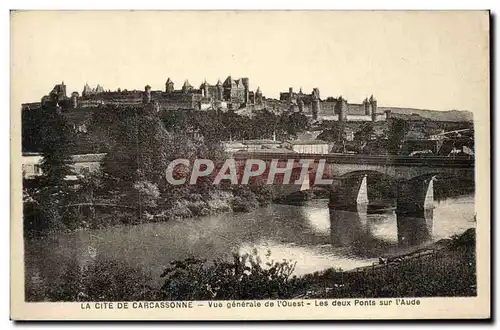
69, 153, 106, 175
438, 138, 475, 157
405, 130, 427, 141
295, 130, 323, 141
22, 153, 106, 180
222, 140, 283, 153
342, 127, 355, 142
400, 140, 442, 156
363, 139, 390, 155
22, 153, 43, 179
284, 140, 330, 154
428, 128, 446, 140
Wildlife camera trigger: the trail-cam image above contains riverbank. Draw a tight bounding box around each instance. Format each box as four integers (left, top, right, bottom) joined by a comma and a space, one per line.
293, 228, 476, 298
23, 184, 277, 237
25, 227, 476, 301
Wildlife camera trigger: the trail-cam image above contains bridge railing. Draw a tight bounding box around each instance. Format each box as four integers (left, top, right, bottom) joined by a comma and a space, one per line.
232, 151, 475, 168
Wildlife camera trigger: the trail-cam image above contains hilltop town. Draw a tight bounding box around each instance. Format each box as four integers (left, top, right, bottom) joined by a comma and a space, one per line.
22, 77, 473, 122
21, 77, 477, 303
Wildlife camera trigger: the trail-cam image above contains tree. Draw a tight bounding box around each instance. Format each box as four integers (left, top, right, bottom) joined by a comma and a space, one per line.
318, 122, 346, 143
24, 103, 75, 233
66, 168, 103, 228
38, 106, 75, 189
354, 122, 374, 142
22, 108, 45, 152
102, 107, 173, 185
281, 112, 309, 137
387, 118, 410, 155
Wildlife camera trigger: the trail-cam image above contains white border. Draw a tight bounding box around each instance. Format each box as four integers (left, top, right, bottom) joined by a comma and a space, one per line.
4, 1, 498, 329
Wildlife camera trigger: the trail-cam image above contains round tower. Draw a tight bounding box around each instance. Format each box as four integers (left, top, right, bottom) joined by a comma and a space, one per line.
338, 96, 347, 122
298, 98, 304, 112
200, 81, 209, 97
385, 109, 392, 120
311, 89, 321, 120
216, 79, 223, 100
165, 78, 174, 93
182, 80, 193, 93
70, 91, 79, 109
241, 78, 250, 104
370, 95, 377, 121
143, 85, 152, 104
363, 97, 370, 115
255, 86, 262, 105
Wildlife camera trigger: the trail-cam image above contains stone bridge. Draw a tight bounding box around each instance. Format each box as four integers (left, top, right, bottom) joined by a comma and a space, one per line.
233, 151, 474, 181
233, 151, 474, 245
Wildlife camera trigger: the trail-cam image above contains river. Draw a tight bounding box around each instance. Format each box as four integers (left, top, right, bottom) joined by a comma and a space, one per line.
24, 194, 475, 288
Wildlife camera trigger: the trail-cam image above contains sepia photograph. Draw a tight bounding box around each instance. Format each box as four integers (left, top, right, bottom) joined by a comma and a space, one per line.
10, 10, 490, 320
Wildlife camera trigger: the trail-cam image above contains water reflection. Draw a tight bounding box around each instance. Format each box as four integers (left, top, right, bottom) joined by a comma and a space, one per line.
24, 195, 474, 289
397, 209, 434, 246
329, 205, 371, 247
329, 203, 434, 249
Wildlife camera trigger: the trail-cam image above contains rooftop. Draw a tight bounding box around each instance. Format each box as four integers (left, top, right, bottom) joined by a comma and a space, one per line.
285, 139, 329, 145
223, 139, 282, 145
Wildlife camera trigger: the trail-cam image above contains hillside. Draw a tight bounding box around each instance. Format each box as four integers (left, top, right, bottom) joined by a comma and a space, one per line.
379, 107, 474, 122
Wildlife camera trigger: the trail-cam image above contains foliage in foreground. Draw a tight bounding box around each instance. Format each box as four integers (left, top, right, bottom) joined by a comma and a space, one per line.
25, 250, 299, 302
25, 229, 476, 302
302, 228, 476, 298
158, 250, 299, 300
26, 257, 156, 302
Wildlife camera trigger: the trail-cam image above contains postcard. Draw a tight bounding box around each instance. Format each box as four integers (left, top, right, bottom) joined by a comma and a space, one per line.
10, 10, 490, 320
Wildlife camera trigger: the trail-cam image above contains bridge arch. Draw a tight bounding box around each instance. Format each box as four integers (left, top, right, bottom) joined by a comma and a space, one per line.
406, 172, 443, 182
337, 170, 396, 181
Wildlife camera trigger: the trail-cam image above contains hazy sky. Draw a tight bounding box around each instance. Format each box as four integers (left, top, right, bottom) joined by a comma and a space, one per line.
11, 11, 489, 112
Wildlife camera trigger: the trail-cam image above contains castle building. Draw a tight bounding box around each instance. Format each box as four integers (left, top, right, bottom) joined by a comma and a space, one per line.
279, 87, 321, 119
30, 76, 264, 112
34, 82, 71, 110
21, 78, 388, 123
322, 94, 381, 122
279, 85, 384, 122
82, 83, 105, 97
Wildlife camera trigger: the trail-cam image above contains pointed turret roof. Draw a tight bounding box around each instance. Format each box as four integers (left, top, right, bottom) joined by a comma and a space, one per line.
82, 83, 92, 95
223, 76, 233, 87
216, 79, 222, 86
183, 80, 193, 89
256, 86, 262, 94
200, 79, 208, 89
166, 77, 173, 84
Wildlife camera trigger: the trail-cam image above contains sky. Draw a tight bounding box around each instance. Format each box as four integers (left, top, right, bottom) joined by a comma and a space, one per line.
11, 11, 489, 112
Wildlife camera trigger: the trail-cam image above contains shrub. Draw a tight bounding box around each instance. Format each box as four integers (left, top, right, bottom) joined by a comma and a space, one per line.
230, 186, 260, 212
158, 250, 298, 300
133, 180, 160, 209
27, 258, 155, 302
450, 228, 476, 251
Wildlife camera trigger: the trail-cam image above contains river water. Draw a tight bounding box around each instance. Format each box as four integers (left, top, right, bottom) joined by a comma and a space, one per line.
25, 194, 475, 288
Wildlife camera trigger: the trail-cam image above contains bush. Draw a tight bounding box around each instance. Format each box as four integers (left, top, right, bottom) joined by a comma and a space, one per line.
230, 186, 260, 212
26, 258, 156, 302
170, 200, 194, 219
133, 180, 160, 209
450, 228, 476, 251
250, 185, 277, 206
158, 250, 298, 300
